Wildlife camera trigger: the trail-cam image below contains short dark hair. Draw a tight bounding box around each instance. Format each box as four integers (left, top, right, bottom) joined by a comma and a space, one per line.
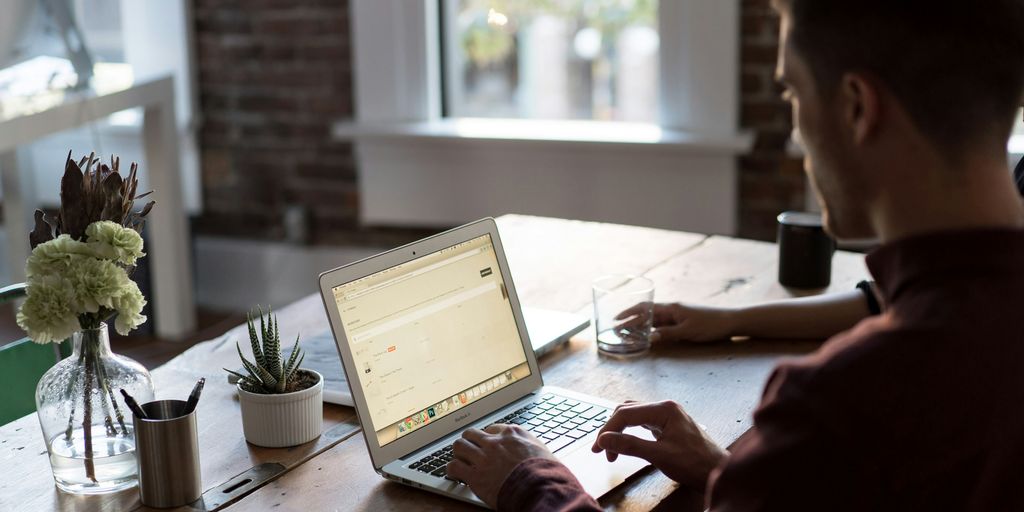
777, 0, 1024, 156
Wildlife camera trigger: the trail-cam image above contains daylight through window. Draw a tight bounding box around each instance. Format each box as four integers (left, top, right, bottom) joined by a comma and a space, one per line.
443, 0, 659, 123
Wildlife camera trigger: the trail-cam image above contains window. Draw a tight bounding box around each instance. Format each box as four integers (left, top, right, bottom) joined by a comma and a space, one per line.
442, 0, 659, 122
344, 1, 747, 235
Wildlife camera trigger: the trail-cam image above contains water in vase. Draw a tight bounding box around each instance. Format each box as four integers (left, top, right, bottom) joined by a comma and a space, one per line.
48, 425, 138, 494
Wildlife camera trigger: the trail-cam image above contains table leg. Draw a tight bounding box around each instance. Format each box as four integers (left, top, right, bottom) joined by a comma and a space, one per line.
142, 85, 197, 340
1, 149, 35, 284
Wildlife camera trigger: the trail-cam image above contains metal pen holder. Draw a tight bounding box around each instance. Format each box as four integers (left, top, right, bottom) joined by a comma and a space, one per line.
133, 399, 202, 508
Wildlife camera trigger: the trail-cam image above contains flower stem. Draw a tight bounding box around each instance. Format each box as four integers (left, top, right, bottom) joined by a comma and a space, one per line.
64, 349, 86, 441
81, 342, 97, 483
95, 357, 129, 436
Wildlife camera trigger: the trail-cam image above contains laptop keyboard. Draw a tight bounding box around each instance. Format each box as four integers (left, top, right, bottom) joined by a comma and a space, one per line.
408, 393, 610, 480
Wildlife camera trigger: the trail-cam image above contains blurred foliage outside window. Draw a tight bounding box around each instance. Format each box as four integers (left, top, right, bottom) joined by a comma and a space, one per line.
444, 0, 659, 122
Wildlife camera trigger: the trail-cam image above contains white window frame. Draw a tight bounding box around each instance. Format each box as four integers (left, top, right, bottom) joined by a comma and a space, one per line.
339, 0, 752, 235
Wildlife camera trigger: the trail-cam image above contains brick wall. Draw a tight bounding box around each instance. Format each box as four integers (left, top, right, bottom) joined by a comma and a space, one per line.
737, 0, 806, 241
192, 0, 801, 244
193, 0, 432, 246
193, 0, 354, 242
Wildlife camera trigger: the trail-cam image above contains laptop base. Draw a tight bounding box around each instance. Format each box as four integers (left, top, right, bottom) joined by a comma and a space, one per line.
382, 386, 651, 508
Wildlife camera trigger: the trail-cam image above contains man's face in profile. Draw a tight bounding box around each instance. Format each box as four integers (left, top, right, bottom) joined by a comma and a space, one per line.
774, 5, 874, 240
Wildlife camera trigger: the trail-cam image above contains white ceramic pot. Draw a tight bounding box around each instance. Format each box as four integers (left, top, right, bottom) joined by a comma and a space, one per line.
237, 369, 324, 448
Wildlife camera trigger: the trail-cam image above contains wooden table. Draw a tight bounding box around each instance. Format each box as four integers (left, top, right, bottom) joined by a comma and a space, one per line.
0, 215, 869, 511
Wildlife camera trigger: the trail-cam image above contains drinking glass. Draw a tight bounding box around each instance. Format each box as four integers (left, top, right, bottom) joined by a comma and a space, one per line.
592, 275, 654, 354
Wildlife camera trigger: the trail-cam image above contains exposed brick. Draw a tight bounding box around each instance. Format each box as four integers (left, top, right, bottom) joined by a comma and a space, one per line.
737, 7, 803, 241
742, 42, 780, 65
193, 0, 359, 243
741, 100, 789, 128
740, 70, 765, 96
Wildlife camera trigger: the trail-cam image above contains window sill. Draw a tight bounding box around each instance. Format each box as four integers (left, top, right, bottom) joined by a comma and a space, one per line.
332, 118, 753, 156
792, 135, 1024, 162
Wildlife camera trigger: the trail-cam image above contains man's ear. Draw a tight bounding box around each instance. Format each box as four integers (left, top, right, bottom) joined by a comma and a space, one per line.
839, 73, 880, 146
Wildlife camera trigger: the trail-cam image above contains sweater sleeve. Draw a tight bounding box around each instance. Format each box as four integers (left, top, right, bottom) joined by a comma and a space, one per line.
707, 362, 870, 512
496, 458, 602, 512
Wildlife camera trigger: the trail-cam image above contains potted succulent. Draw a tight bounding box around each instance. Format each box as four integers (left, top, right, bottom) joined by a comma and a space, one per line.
225, 308, 323, 448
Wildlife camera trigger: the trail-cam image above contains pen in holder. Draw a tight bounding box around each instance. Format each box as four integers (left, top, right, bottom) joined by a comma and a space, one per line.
132, 400, 202, 508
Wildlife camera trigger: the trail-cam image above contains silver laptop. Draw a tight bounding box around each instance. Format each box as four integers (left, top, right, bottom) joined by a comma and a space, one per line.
523, 307, 589, 357
226, 310, 587, 407
318, 218, 650, 507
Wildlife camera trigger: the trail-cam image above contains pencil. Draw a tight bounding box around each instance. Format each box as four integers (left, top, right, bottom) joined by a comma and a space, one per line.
120, 389, 148, 419
185, 378, 206, 414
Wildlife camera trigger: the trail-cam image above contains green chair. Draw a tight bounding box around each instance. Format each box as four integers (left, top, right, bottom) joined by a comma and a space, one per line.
0, 284, 72, 425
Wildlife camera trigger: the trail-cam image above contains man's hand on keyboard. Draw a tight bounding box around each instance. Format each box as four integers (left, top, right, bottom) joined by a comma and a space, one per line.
591, 400, 727, 489
447, 424, 557, 508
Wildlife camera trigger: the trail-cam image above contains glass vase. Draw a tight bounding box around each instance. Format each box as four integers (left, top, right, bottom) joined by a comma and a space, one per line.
34, 323, 154, 494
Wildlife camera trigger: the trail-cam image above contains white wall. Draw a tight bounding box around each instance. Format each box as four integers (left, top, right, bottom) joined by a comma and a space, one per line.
357, 139, 737, 235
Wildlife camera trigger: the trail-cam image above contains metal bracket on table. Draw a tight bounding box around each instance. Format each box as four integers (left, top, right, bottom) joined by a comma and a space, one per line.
183, 420, 362, 511
190, 462, 286, 511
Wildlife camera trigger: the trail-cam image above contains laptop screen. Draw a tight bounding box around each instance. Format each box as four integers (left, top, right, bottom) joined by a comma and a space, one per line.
331, 234, 531, 447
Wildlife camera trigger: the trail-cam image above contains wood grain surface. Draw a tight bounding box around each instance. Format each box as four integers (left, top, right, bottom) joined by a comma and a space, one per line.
0, 215, 870, 511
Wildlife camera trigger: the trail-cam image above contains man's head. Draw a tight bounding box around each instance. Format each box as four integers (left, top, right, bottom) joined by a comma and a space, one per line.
772, 0, 1024, 239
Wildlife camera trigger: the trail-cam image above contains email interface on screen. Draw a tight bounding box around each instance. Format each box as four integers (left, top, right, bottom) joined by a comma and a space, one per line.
332, 234, 531, 447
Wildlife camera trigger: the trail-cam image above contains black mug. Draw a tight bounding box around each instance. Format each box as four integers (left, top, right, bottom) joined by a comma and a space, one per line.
777, 211, 835, 289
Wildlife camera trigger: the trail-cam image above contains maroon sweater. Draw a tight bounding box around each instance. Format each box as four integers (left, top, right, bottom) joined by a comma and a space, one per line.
497, 229, 1024, 511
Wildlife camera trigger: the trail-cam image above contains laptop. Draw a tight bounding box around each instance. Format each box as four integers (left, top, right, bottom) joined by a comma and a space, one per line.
522, 307, 589, 357
318, 218, 650, 507
226, 310, 587, 407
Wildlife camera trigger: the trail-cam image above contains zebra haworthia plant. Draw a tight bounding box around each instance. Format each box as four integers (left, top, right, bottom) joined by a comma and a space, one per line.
228, 307, 323, 447
225, 307, 305, 394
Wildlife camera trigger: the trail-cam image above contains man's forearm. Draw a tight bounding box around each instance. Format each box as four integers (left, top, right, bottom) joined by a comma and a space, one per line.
729, 289, 870, 339
497, 458, 601, 512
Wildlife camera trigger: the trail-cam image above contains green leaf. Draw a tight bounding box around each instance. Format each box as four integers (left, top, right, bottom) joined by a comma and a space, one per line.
223, 368, 250, 382
284, 334, 301, 376
263, 311, 281, 382
239, 380, 265, 394
285, 353, 305, 386
225, 369, 268, 394
246, 313, 265, 368
241, 356, 277, 391
236, 341, 277, 390
274, 315, 283, 375
234, 341, 255, 375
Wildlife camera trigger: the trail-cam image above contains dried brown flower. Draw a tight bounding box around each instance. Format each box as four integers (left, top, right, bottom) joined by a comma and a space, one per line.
30, 151, 155, 249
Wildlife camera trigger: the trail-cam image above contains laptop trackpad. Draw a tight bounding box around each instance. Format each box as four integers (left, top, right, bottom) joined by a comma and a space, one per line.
558, 426, 655, 498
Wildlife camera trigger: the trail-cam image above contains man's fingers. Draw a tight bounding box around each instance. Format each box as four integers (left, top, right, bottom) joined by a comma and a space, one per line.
484, 423, 516, 435
652, 325, 690, 343
652, 304, 685, 326
614, 303, 646, 321
603, 402, 671, 434
462, 427, 494, 446
654, 323, 724, 344
446, 459, 473, 484
607, 400, 638, 419
452, 438, 486, 465
595, 432, 663, 464
592, 402, 673, 452
614, 315, 645, 331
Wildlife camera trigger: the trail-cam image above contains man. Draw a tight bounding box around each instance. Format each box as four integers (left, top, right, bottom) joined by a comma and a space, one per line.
446, 1, 1024, 510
